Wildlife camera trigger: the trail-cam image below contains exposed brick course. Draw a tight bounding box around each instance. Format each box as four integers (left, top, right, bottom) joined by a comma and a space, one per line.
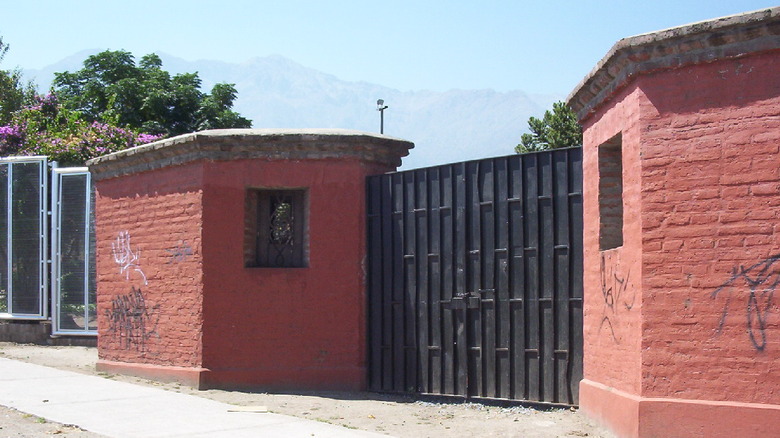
637, 49, 780, 406
90, 129, 412, 392
570, 8, 780, 438
95, 162, 205, 369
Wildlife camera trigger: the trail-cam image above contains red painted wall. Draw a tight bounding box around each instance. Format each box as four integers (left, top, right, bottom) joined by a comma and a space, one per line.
580, 49, 780, 436
95, 162, 205, 369
637, 50, 780, 404
94, 147, 394, 391
581, 83, 645, 395
199, 158, 389, 390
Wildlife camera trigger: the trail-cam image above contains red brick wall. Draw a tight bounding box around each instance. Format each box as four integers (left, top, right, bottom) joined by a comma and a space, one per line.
95, 162, 205, 368
581, 83, 645, 395
637, 50, 780, 404
568, 9, 780, 434
580, 49, 780, 437
199, 158, 389, 390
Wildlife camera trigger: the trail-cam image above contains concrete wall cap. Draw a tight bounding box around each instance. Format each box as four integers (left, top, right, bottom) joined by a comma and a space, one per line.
567, 7, 780, 122
86, 128, 414, 180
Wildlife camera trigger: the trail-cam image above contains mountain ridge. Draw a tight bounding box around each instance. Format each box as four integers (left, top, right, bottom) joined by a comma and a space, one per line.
23, 52, 563, 169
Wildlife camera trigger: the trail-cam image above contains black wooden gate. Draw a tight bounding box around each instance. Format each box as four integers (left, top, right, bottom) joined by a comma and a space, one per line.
366, 147, 583, 405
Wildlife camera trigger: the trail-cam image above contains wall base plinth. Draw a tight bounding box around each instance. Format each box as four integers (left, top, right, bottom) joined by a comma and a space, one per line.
581, 379, 780, 438
580, 379, 640, 438
200, 366, 366, 392
97, 360, 366, 392
96, 360, 209, 389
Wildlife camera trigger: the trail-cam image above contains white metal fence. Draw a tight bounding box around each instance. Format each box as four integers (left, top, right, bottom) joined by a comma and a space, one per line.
0, 156, 96, 336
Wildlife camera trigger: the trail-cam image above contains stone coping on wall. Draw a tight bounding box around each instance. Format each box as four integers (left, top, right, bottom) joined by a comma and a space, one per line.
86, 128, 415, 181
567, 7, 780, 122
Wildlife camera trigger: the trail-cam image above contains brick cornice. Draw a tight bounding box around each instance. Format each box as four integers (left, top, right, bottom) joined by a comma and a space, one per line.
86, 128, 414, 180
567, 7, 780, 122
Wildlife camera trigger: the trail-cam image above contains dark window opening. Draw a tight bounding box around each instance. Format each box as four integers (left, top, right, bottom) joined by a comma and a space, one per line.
245, 189, 306, 267
598, 134, 623, 250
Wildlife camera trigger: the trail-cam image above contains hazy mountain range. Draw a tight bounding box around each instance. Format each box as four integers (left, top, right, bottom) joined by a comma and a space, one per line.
24, 50, 562, 170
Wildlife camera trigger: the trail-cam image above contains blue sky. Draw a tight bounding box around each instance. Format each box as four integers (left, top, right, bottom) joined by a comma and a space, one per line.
1, 1, 777, 96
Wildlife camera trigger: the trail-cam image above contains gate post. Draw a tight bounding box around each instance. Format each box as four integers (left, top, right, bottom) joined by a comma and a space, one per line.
87, 129, 412, 390
568, 8, 780, 438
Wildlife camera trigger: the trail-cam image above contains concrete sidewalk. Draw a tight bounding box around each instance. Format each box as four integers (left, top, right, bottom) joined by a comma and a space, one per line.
0, 357, 387, 437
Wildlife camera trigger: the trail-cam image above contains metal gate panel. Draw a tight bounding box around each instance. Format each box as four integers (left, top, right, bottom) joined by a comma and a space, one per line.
0, 156, 48, 318
367, 147, 583, 405
51, 167, 96, 335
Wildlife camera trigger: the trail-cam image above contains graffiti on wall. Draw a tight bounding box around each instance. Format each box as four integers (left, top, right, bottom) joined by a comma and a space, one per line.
112, 231, 148, 285
599, 252, 635, 343
105, 287, 159, 351
711, 253, 780, 352
166, 241, 193, 264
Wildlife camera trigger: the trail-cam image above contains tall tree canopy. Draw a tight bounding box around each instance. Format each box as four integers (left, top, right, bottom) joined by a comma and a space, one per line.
515, 101, 582, 154
53, 50, 252, 136
1, 42, 160, 164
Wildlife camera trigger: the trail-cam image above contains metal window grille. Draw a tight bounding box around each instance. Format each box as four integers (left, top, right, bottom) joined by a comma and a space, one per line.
246, 189, 306, 268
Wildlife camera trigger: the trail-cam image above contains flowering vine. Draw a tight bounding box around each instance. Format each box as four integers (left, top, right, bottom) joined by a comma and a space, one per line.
0, 93, 162, 165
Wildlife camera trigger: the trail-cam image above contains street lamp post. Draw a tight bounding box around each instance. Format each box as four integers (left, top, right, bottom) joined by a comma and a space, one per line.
376, 99, 388, 134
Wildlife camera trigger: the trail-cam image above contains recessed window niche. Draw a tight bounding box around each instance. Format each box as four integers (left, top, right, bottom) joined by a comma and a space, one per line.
598, 134, 623, 251
245, 189, 307, 267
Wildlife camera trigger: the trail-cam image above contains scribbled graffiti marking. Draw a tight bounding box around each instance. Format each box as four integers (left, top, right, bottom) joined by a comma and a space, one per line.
165, 241, 193, 264
112, 231, 147, 285
711, 253, 780, 351
599, 253, 635, 343
104, 287, 159, 351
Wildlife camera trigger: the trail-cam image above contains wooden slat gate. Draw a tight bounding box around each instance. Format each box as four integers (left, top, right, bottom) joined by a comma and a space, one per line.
366, 147, 583, 405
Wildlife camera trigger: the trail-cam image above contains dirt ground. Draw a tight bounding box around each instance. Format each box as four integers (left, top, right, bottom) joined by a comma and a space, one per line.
0, 343, 613, 437
0, 405, 99, 438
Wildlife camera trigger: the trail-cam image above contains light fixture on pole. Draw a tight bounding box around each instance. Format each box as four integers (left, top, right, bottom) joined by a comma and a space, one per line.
376, 99, 388, 134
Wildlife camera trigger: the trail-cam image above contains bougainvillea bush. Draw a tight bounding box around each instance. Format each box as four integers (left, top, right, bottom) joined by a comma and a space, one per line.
0, 93, 161, 165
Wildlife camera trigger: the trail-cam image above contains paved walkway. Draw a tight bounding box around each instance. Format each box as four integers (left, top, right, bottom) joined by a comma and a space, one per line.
0, 357, 386, 437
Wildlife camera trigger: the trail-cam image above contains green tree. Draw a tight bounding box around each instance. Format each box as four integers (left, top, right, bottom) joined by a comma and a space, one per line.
53, 50, 251, 137
0, 42, 162, 164
0, 37, 37, 125
515, 101, 582, 154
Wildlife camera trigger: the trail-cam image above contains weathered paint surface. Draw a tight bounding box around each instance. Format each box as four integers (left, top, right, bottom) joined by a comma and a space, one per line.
96, 162, 205, 369
582, 82, 645, 396
579, 42, 780, 438
638, 51, 780, 403
93, 130, 408, 391
199, 158, 389, 390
